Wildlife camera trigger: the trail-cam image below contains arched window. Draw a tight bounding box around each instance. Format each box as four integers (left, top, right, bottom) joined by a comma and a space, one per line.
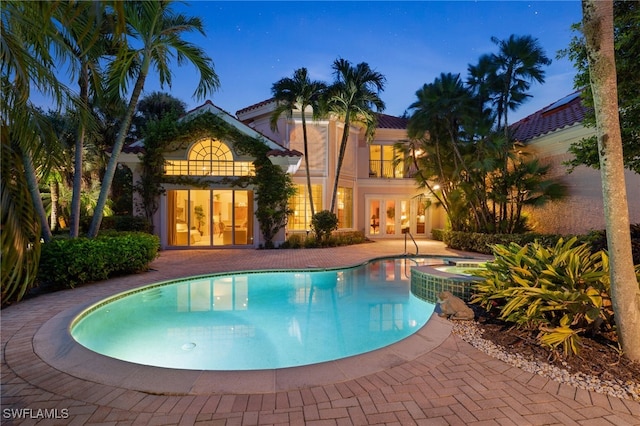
189, 139, 233, 162
165, 138, 254, 176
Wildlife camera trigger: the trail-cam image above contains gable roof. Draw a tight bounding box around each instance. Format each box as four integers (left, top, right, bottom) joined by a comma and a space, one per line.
123, 100, 297, 156
510, 91, 588, 143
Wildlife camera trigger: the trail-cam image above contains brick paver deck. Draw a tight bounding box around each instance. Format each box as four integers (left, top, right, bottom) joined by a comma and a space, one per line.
2, 240, 639, 425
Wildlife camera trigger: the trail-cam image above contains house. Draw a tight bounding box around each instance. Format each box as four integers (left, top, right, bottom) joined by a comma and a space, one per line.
236, 100, 446, 242
119, 91, 636, 249
512, 91, 640, 234
119, 99, 446, 249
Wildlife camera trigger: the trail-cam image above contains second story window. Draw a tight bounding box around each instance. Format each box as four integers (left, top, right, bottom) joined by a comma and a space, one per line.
369, 145, 404, 178
164, 138, 254, 177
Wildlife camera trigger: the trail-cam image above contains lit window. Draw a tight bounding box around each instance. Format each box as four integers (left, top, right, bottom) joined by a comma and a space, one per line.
337, 187, 352, 228
164, 138, 254, 176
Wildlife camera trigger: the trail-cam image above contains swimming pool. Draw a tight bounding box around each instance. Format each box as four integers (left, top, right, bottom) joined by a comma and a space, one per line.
71, 258, 435, 370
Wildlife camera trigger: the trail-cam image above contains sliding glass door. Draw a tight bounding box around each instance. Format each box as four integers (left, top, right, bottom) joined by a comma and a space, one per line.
168, 189, 253, 247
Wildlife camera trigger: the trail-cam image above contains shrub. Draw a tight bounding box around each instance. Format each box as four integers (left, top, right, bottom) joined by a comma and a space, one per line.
281, 233, 305, 249
101, 215, 153, 233
280, 230, 366, 249
431, 228, 445, 241
586, 223, 640, 265
80, 215, 153, 233
38, 232, 160, 289
330, 230, 366, 246
443, 230, 575, 254
471, 237, 621, 356
311, 210, 338, 243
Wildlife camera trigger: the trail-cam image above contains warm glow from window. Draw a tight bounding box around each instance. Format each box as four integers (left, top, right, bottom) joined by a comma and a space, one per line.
164, 138, 254, 176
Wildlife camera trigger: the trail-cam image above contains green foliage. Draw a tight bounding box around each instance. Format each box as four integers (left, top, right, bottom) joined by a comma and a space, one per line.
137, 109, 296, 249
404, 39, 565, 234
471, 238, 624, 356
443, 230, 571, 254
99, 215, 152, 233
559, 0, 640, 173
311, 210, 339, 243
281, 233, 306, 249
280, 230, 366, 249
37, 232, 159, 289
135, 110, 183, 229
585, 223, 640, 265
431, 228, 445, 241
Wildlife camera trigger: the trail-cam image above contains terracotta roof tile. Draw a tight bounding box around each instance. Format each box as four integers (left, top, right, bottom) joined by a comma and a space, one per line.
266, 148, 302, 157
511, 91, 588, 142
376, 113, 408, 129
236, 98, 276, 115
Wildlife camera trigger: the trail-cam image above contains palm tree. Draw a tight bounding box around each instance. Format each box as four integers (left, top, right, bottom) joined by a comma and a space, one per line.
490, 34, 551, 139
1, 1, 69, 304
327, 59, 385, 214
407, 73, 492, 231
54, 2, 113, 238
270, 68, 327, 218
582, 0, 640, 362
87, 0, 220, 237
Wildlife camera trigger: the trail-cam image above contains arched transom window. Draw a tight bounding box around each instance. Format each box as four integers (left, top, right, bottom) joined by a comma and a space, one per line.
165, 138, 254, 176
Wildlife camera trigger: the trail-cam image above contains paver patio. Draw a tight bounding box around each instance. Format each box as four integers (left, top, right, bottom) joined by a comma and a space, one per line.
2, 240, 639, 425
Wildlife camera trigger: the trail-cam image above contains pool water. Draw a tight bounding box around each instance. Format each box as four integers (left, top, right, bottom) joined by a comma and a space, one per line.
71, 258, 435, 370
434, 265, 486, 276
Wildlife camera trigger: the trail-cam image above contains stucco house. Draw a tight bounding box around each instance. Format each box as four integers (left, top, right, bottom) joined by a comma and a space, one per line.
119, 92, 638, 249
119, 100, 446, 249
511, 91, 640, 235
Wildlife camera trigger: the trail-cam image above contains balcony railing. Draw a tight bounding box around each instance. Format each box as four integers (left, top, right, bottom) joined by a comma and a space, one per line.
368, 160, 417, 179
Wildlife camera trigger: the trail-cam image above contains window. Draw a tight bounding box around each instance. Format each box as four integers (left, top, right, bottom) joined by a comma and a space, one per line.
369, 144, 405, 178
167, 189, 253, 246
164, 138, 254, 176
288, 184, 322, 230
337, 187, 353, 228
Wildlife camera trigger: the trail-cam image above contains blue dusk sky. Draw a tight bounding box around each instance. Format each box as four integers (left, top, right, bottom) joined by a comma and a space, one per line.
49, 1, 586, 123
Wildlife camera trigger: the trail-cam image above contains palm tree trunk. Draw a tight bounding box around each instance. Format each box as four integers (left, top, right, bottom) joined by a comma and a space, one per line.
582, 0, 640, 362
301, 113, 315, 217
330, 110, 350, 213
50, 179, 59, 231
21, 148, 53, 243
70, 64, 88, 238
87, 69, 148, 238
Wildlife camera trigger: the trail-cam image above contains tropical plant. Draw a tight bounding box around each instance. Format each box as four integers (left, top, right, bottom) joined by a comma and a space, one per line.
580, 0, 640, 363
326, 58, 385, 213
489, 34, 552, 140
311, 210, 339, 243
270, 68, 327, 218
472, 238, 623, 356
402, 69, 565, 234
2, 1, 77, 304
132, 91, 187, 138
87, 0, 220, 238
560, 0, 640, 174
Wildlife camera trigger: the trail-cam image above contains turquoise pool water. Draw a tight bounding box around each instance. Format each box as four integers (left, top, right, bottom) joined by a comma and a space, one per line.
71, 258, 435, 370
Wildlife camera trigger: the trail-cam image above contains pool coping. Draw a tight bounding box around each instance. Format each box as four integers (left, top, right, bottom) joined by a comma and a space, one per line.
34, 300, 452, 395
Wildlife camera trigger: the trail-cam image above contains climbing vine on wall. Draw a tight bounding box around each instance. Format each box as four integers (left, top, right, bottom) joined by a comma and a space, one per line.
137, 111, 296, 247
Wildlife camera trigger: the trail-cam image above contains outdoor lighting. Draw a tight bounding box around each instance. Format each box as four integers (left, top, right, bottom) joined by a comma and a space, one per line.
432, 184, 441, 190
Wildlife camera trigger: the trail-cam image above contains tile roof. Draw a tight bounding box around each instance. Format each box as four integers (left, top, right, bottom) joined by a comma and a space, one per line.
510, 91, 588, 142
376, 113, 408, 129
266, 148, 303, 158
236, 98, 276, 115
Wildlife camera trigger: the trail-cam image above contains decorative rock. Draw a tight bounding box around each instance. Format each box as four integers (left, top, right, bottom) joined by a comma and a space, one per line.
450, 320, 640, 402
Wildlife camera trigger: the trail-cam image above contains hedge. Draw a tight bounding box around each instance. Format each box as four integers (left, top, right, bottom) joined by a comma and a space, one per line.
38, 232, 160, 289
